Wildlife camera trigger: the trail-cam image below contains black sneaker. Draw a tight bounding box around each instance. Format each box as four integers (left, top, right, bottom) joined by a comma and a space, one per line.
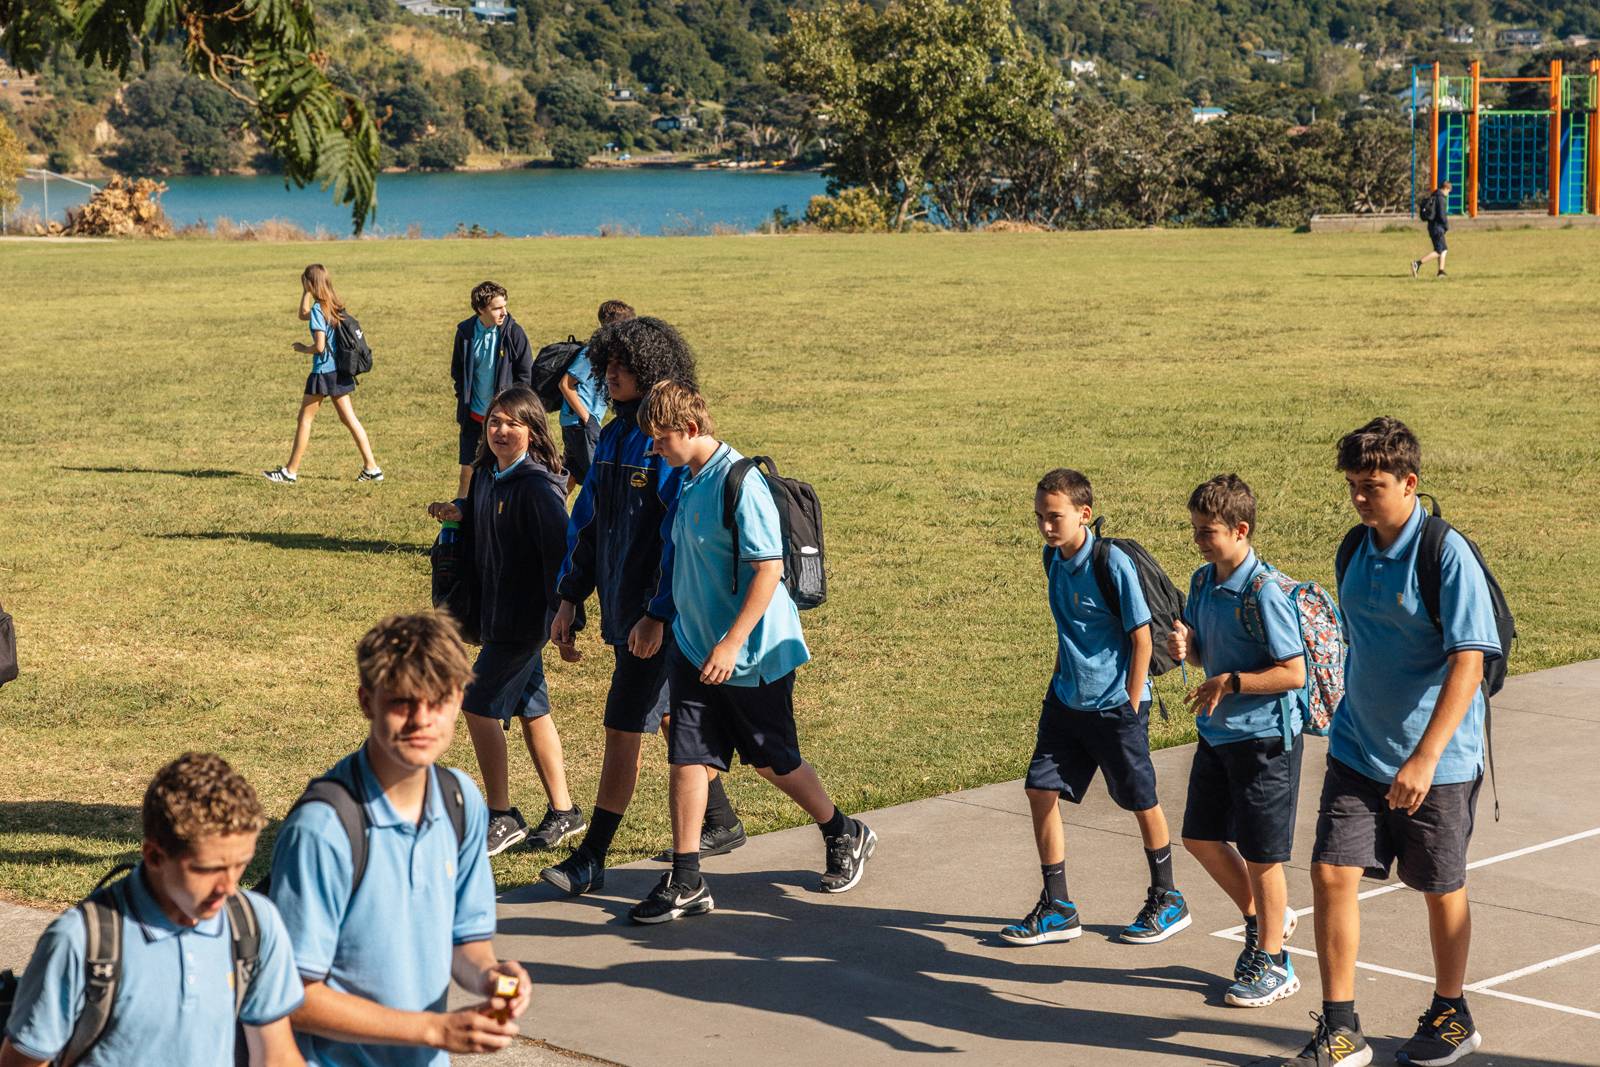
485, 808, 529, 857
819, 818, 876, 893
1121, 886, 1191, 944
629, 873, 714, 924
356, 467, 384, 482
262, 466, 297, 484
1277, 1011, 1372, 1066
1410, 260, 1421, 278
528, 805, 586, 850
701, 820, 747, 856
1396, 1004, 1481, 1066
999, 892, 1081, 945
540, 849, 605, 896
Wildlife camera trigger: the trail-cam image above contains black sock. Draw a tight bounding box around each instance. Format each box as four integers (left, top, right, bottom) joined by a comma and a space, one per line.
704, 776, 738, 831
1323, 1000, 1357, 1032
1042, 862, 1069, 904
1433, 992, 1468, 1015
579, 806, 623, 861
1145, 845, 1175, 891
819, 806, 849, 839
671, 851, 701, 887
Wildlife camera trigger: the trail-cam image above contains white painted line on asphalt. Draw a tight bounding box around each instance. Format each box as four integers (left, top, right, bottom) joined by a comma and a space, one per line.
1466, 943, 1600, 992
1468, 988, 1600, 1021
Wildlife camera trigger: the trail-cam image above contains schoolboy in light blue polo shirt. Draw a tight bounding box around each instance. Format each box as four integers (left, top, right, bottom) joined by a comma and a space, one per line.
1169, 475, 1308, 1012
1280, 417, 1502, 1067
267, 612, 531, 1067
625, 381, 874, 925
1000, 468, 1188, 951
2, 753, 303, 1067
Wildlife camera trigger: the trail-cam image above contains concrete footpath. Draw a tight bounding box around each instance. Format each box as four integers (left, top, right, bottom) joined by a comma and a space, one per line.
6, 661, 1597, 1065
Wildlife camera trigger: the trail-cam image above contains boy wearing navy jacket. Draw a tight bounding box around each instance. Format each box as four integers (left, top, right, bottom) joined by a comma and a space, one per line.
1168, 474, 1306, 1009
1279, 418, 1501, 1067
451, 282, 533, 498
542, 318, 745, 896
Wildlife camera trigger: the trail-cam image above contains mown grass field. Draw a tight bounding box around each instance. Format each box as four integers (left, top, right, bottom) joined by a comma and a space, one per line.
2, 227, 1597, 908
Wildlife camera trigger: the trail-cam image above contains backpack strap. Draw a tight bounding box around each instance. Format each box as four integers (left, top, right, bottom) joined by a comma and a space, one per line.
59, 865, 136, 1067
720, 457, 775, 596
224, 894, 261, 1016
435, 766, 468, 850
293, 777, 371, 898
1087, 519, 1122, 621
1334, 525, 1366, 592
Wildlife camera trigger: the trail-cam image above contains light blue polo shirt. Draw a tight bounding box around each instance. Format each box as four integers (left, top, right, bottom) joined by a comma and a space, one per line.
1183, 552, 1306, 746
668, 443, 810, 686
468, 319, 500, 418
267, 748, 497, 1067
309, 302, 337, 374
1046, 530, 1153, 711
559, 348, 609, 428
4, 868, 303, 1065
1332, 502, 1502, 785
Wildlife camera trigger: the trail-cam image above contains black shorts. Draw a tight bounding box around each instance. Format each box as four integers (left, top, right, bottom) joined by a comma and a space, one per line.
1312, 756, 1481, 894
1182, 733, 1304, 864
305, 370, 355, 397
458, 417, 483, 466
1429, 228, 1448, 254
561, 418, 601, 485
603, 638, 671, 735
665, 645, 803, 775
462, 640, 550, 723
1025, 690, 1159, 812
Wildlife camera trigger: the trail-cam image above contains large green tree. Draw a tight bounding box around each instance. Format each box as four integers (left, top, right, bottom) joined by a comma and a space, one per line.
0, 0, 380, 231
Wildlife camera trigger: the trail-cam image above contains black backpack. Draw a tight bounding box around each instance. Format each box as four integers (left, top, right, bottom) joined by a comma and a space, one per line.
1087, 518, 1186, 678
430, 522, 481, 646
258, 764, 468, 899
0, 865, 262, 1067
333, 313, 373, 378
0, 597, 16, 687
1335, 494, 1514, 815
1418, 194, 1436, 223
531, 336, 586, 412
721, 456, 826, 610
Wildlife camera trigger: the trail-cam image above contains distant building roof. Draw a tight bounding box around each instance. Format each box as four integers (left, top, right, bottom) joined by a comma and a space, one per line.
1192, 107, 1228, 123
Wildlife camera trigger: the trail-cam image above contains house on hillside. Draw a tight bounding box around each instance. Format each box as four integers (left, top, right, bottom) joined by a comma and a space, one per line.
652, 114, 699, 132
396, 0, 463, 17
1498, 28, 1543, 47
1068, 58, 1097, 76
1444, 24, 1475, 45
469, 0, 514, 21
1192, 107, 1228, 123
1567, 34, 1593, 47
1253, 49, 1286, 64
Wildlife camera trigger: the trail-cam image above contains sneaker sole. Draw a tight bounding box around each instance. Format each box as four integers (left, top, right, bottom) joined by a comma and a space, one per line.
1121, 912, 1192, 944
539, 866, 603, 896
485, 827, 529, 858
630, 896, 715, 924
821, 825, 877, 894
1224, 973, 1301, 1008
1399, 1031, 1481, 1067
999, 925, 1083, 946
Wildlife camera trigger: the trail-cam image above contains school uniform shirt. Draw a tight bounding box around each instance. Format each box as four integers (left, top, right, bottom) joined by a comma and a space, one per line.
1332, 501, 1501, 785
451, 313, 532, 426
309, 302, 338, 374
468, 320, 500, 418
1046, 530, 1153, 711
668, 442, 809, 686
557, 399, 681, 643
267, 748, 496, 1067
1183, 552, 1306, 746
4, 867, 303, 1066
558, 348, 609, 428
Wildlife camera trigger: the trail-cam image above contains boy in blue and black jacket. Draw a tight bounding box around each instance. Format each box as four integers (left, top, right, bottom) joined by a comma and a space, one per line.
450, 281, 533, 498
541, 318, 744, 896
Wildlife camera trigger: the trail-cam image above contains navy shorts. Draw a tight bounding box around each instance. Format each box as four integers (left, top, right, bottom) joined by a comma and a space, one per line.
1429, 228, 1448, 254
1026, 690, 1159, 811
1312, 756, 1481, 894
458, 417, 483, 466
561, 418, 601, 485
603, 637, 671, 735
462, 640, 550, 724
305, 371, 355, 397
665, 645, 803, 775
1182, 733, 1304, 864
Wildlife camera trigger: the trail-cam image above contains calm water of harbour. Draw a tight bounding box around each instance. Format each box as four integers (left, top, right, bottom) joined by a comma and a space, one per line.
15, 167, 829, 237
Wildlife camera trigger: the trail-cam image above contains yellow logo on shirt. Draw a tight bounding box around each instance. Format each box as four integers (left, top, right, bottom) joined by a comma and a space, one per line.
446, 860, 456, 878
630, 471, 647, 488
1397, 592, 1404, 606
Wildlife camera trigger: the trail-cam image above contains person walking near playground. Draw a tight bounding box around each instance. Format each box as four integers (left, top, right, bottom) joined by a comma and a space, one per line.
451, 282, 533, 499
1278, 417, 1501, 1067
557, 300, 634, 492
426, 387, 584, 857
264, 264, 382, 484
1168, 474, 1306, 1009
626, 381, 873, 924
540, 317, 745, 899
999, 468, 1189, 949
1411, 182, 1451, 279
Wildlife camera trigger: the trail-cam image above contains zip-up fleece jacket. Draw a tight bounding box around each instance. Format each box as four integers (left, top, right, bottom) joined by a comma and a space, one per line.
459, 456, 569, 643
451, 312, 533, 426
556, 399, 681, 645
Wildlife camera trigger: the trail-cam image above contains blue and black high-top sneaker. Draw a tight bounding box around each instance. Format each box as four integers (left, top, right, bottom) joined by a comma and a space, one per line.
1226, 948, 1301, 1008
1121, 886, 1191, 944
1395, 1003, 1481, 1066
999, 893, 1082, 946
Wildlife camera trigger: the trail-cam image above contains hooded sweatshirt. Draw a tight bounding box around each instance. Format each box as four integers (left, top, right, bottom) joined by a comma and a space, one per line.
459, 454, 569, 643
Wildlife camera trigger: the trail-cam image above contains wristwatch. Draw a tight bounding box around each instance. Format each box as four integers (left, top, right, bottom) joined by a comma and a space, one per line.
1229, 672, 1242, 694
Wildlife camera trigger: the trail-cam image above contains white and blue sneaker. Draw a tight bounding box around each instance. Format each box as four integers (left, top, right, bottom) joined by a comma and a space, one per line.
1121, 886, 1191, 944
1236, 905, 1300, 980
1000, 893, 1082, 945
1226, 947, 1301, 1007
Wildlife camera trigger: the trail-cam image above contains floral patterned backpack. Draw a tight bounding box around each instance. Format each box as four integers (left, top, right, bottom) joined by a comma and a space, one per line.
1239, 562, 1347, 737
